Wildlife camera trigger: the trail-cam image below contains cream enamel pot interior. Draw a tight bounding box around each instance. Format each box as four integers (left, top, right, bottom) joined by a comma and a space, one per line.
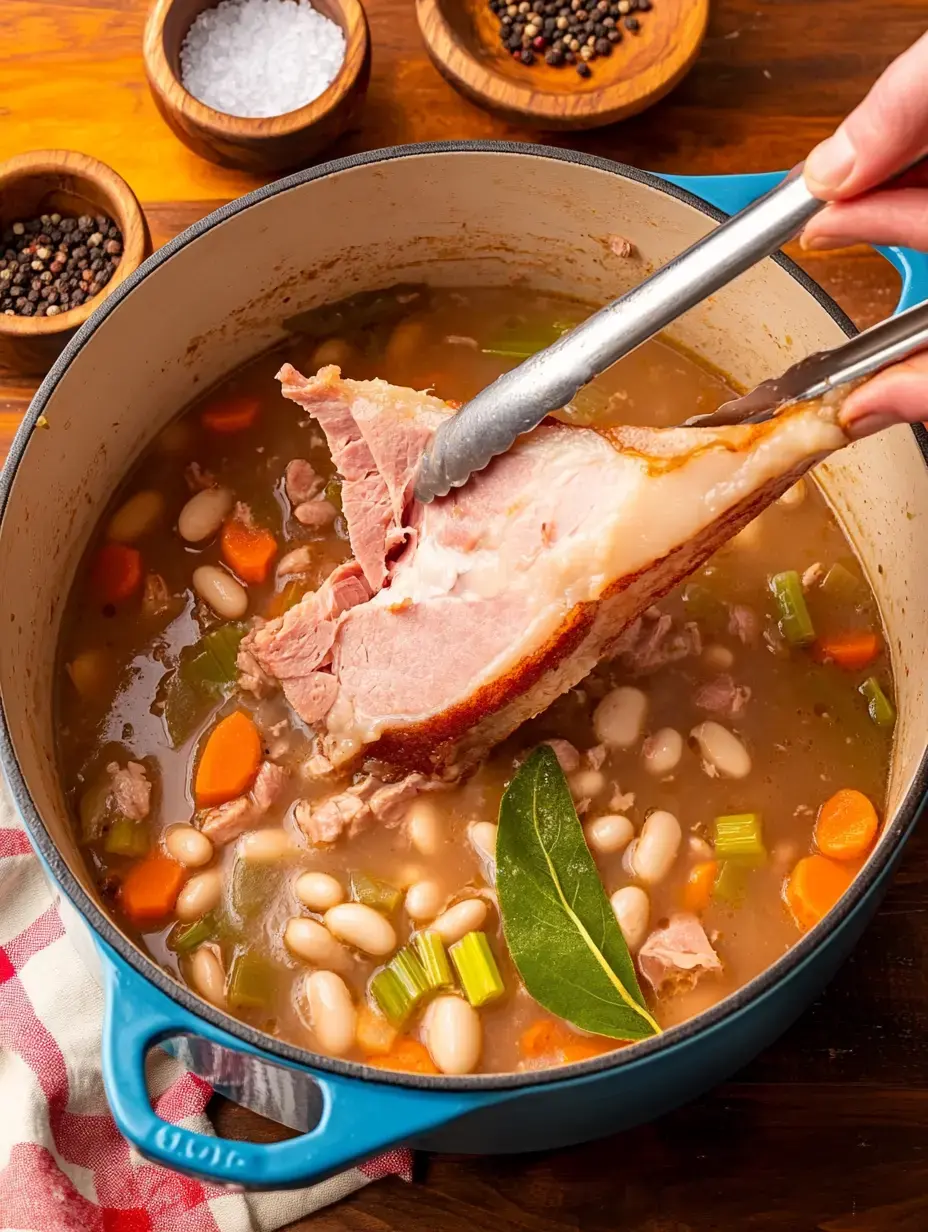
2, 144, 928, 1189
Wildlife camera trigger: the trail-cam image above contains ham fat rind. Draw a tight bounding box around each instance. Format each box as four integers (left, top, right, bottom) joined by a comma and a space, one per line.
243, 363, 849, 773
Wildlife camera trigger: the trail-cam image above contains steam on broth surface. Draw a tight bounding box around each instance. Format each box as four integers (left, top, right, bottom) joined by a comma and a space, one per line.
56, 286, 893, 1075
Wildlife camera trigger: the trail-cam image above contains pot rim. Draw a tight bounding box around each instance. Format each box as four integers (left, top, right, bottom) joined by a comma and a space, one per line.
2, 140, 926, 1093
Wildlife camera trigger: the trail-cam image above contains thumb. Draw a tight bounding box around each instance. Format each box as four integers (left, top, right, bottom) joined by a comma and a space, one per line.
839, 351, 928, 438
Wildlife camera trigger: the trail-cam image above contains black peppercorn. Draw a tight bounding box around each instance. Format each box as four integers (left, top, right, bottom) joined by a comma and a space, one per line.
576, 60, 591, 76
624, 14, 639, 29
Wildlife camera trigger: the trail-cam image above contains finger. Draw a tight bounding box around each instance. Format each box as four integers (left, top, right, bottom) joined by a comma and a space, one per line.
801, 187, 928, 251
804, 30, 928, 200
838, 352, 928, 438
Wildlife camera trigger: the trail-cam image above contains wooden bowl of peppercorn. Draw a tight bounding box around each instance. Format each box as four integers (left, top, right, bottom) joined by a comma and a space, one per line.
416, 0, 708, 129
0, 150, 149, 376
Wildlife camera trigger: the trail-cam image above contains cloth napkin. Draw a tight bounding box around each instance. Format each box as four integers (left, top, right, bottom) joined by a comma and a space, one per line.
0, 791, 412, 1232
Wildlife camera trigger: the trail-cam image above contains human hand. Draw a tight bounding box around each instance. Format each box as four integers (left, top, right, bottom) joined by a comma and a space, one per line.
801, 30, 928, 439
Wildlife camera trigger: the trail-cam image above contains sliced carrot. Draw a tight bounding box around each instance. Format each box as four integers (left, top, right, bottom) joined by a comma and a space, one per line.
355, 1005, 398, 1056
559, 1038, 612, 1063
784, 854, 854, 931
815, 632, 880, 671
814, 788, 879, 861
201, 394, 260, 434
221, 516, 277, 584
519, 1018, 610, 1065
195, 710, 262, 808
519, 1019, 562, 1059
90, 543, 142, 604
365, 1038, 438, 1075
120, 854, 186, 923
682, 860, 719, 914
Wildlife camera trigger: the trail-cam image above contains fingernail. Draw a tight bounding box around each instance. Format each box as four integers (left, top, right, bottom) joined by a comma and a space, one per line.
799, 232, 845, 252
804, 127, 856, 192
843, 410, 899, 439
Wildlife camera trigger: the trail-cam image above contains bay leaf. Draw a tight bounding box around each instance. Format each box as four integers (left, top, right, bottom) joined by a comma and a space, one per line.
497, 745, 660, 1041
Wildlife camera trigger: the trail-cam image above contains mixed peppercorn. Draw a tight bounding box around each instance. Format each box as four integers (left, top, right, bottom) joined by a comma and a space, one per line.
0, 212, 123, 319
488, 0, 652, 76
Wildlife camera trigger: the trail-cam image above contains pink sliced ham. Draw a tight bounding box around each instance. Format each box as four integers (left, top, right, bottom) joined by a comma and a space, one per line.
242, 365, 849, 775
638, 913, 722, 995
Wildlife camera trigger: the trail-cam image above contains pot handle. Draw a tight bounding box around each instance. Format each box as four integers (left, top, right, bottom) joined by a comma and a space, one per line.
100, 948, 486, 1189
664, 172, 928, 314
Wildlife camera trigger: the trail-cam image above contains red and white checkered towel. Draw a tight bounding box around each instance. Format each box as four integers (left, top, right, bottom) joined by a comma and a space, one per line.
0, 795, 411, 1232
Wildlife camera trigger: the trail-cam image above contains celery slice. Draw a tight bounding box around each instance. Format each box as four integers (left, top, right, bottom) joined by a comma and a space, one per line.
713, 860, 748, 905
770, 571, 816, 646
227, 951, 277, 1010
168, 912, 217, 954
713, 813, 766, 862
350, 872, 402, 914
231, 859, 279, 920
859, 676, 896, 729
370, 947, 430, 1026
414, 931, 454, 991
161, 623, 247, 747
450, 931, 505, 1008
103, 816, 150, 857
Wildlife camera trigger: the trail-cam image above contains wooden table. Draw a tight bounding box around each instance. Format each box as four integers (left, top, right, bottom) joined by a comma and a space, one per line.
3, 2, 928, 1228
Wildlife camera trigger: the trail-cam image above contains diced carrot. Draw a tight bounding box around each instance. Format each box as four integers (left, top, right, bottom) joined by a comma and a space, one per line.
519, 1018, 610, 1065
120, 854, 186, 923
784, 854, 854, 931
195, 710, 262, 808
220, 516, 277, 584
90, 543, 142, 604
814, 788, 879, 861
365, 1038, 438, 1075
356, 1005, 398, 1056
201, 394, 260, 434
682, 860, 718, 914
815, 632, 880, 671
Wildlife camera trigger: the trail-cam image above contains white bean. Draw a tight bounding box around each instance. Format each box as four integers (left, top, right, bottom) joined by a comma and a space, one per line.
407, 798, 443, 856
164, 824, 214, 868
190, 944, 226, 1006
469, 821, 498, 862
175, 869, 221, 921
593, 687, 648, 749
303, 971, 356, 1056
430, 898, 488, 945
641, 727, 683, 778
569, 768, 606, 801
192, 565, 248, 619
778, 476, 807, 508
405, 879, 444, 922
294, 871, 345, 912
324, 903, 396, 956
691, 721, 752, 779
284, 917, 348, 967
424, 995, 482, 1075
702, 643, 735, 671
629, 810, 681, 884
178, 487, 234, 543
584, 813, 634, 855
107, 489, 165, 543
66, 648, 110, 699
239, 828, 295, 863
610, 886, 650, 952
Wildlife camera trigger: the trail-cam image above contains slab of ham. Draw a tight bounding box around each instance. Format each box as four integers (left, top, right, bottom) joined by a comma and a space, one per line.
239, 364, 850, 774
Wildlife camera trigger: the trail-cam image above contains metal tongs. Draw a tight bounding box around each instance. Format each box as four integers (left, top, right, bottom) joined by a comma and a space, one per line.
415, 165, 928, 503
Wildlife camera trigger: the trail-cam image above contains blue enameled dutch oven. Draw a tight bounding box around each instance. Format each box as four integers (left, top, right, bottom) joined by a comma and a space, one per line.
2, 144, 928, 1189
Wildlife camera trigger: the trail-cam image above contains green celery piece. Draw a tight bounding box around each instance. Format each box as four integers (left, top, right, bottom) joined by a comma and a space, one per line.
350, 872, 402, 914
450, 931, 505, 1008
79, 776, 113, 843
390, 948, 430, 1000
770, 571, 816, 646
481, 319, 574, 359
231, 859, 280, 920
496, 745, 659, 1040
370, 966, 416, 1027
104, 816, 150, 857
713, 814, 766, 863
820, 562, 864, 603
161, 623, 246, 747
168, 912, 217, 954
859, 676, 896, 729
713, 860, 749, 905
227, 951, 278, 1010
414, 931, 454, 990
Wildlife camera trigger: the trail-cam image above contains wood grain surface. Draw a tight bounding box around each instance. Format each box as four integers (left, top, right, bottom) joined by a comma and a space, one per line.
2, 2, 928, 1228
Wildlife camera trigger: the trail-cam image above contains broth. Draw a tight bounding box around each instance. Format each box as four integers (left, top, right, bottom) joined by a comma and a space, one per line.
56, 285, 894, 1075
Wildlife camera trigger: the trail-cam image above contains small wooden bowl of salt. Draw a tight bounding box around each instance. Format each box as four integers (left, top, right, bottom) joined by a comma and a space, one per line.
143, 0, 371, 175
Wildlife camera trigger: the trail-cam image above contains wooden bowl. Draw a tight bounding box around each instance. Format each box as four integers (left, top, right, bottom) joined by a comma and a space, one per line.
0, 150, 149, 376
416, 0, 708, 129
143, 0, 371, 175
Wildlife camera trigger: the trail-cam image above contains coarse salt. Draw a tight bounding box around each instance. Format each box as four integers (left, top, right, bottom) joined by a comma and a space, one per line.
180, 0, 346, 119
